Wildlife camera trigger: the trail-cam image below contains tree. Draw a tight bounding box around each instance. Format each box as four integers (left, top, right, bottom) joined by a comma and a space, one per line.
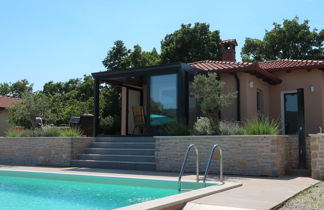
192, 73, 236, 134
160, 23, 222, 63
8, 92, 56, 129
0, 79, 33, 98
241, 17, 324, 62
128, 45, 160, 68
102, 40, 131, 71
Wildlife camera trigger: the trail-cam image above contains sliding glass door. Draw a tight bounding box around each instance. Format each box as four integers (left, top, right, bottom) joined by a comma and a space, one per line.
149, 74, 177, 126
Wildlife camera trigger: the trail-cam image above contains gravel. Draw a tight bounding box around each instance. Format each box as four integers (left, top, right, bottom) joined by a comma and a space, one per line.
279, 181, 324, 210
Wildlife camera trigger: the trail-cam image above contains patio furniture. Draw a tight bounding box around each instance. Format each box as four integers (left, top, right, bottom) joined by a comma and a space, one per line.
132, 106, 146, 134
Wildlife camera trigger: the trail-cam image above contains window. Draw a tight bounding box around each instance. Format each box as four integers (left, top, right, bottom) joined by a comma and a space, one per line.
256, 89, 263, 113
150, 74, 177, 126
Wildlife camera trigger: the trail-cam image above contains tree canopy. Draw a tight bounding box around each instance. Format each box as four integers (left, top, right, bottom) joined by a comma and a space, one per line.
160, 23, 222, 63
0, 79, 33, 98
102, 41, 160, 71
241, 17, 324, 62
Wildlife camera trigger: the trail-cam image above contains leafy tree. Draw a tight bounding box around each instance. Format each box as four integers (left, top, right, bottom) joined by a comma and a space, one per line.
0, 79, 33, 98
8, 92, 56, 130
192, 73, 236, 134
102, 40, 131, 71
241, 17, 324, 62
160, 23, 222, 63
128, 45, 160, 68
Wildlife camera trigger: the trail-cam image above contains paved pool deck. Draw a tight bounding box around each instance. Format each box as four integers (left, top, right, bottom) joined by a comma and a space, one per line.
0, 166, 319, 210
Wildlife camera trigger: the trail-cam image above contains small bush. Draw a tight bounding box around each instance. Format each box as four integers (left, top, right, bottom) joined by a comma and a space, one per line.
6, 129, 23, 137
99, 115, 118, 135
193, 117, 214, 135
59, 128, 83, 137
40, 127, 61, 137
165, 121, 192, 136
242, 115, 279, 135
5, 127, 82, 137
219, 121, 242, 135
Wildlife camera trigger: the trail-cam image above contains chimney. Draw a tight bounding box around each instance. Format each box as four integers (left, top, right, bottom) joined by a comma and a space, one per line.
220, 39, 238, 62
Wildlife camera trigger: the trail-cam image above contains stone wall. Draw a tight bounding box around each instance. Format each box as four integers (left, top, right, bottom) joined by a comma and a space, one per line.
155, 135, 292, 176
0, 137, 94, 166
310, 134, 324, 180
286, 136, 311, 170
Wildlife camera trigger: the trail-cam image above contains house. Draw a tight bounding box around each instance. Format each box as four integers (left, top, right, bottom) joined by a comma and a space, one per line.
92, 39, 324, 137
0, 96, 22, 136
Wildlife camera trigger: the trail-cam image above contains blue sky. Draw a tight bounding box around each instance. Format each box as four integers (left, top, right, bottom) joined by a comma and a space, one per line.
0, 0, 323, 91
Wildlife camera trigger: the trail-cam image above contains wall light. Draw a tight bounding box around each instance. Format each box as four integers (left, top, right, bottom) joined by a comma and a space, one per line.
249, 80, 254, 88
310, 85, 315, 93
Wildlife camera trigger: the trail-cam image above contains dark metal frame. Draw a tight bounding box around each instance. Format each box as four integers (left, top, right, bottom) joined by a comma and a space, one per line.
92, 62, 194, 137
297, 88, 306, 169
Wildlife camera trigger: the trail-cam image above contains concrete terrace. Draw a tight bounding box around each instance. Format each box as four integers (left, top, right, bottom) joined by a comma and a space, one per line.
0, 166, 318, 210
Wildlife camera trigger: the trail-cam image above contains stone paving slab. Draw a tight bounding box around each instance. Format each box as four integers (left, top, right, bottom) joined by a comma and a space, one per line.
184, 176, 318, 210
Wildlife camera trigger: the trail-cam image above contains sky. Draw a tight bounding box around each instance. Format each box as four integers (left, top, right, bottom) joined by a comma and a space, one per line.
0, 0, 323, 91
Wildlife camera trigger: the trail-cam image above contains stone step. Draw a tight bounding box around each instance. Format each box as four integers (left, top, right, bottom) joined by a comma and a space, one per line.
84, 148, 155, 155
90, 142, 155, 149
95, 137, 155, 142
78, 154, 155, 162
70, 160, 156, 171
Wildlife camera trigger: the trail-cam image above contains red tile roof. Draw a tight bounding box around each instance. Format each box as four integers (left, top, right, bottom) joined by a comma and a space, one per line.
258, 59, 324, 72
190, 60, 253, 72
189, 59, 324, 85
0, 96, 22, 109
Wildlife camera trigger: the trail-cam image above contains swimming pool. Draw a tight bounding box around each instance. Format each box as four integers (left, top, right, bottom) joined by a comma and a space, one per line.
0, 170, 212, 210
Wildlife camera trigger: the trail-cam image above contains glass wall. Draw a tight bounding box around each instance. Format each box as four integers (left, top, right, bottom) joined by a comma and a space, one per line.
150, 74, 177, 126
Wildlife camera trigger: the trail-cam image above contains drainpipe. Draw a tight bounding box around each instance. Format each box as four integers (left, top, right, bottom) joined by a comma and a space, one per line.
232, 73, 241, 121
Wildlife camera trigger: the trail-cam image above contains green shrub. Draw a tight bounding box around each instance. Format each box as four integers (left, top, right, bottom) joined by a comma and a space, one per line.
165, 121, 192, 136
59, 128, 83, 137
193, 117, 214, 135
40, 127, 61, 137
99, 115, 119, 135
219, 121, 242, 135
242, 116, 279, 135
5, 127, 82, 137
6, 129, 34, 137
6, 129, 22, 137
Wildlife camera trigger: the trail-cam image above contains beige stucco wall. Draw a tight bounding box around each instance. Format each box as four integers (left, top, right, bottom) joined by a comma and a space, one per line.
220, 72, 271, 122
0, 109, 12, 136
219, 74, 238, 121
269, 70, 324, 135
220, 70, 324, 135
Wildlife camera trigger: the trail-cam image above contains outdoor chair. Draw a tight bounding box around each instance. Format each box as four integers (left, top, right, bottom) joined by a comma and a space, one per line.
132, 106, 146, 135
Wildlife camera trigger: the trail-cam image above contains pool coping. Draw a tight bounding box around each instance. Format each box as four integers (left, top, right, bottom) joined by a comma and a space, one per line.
116, 182, 242, 210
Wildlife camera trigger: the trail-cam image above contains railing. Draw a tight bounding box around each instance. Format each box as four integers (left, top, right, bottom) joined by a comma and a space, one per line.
203, 144, 224, 185
178, 144, 199, 191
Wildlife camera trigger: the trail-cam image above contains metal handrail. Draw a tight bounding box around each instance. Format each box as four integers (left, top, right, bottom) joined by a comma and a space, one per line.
178, 144, 199, 191
203, 144, 223, 185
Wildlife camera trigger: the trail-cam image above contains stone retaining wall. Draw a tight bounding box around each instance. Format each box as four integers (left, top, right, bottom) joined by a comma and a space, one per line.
286, 136, 311, 170
0, 137, 94, 166
310, 134, 324, 180
155, 135, 294, 176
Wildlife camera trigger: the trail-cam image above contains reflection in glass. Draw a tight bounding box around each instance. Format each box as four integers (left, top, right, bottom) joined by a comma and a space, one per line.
284, 93, 298, 134
150, 74, 177, 126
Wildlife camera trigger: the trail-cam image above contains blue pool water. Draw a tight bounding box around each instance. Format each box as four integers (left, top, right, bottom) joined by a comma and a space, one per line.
0, 171, 210, 210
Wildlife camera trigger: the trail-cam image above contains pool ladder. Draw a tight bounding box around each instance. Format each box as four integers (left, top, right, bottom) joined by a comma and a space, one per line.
178, 144, 224, 191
